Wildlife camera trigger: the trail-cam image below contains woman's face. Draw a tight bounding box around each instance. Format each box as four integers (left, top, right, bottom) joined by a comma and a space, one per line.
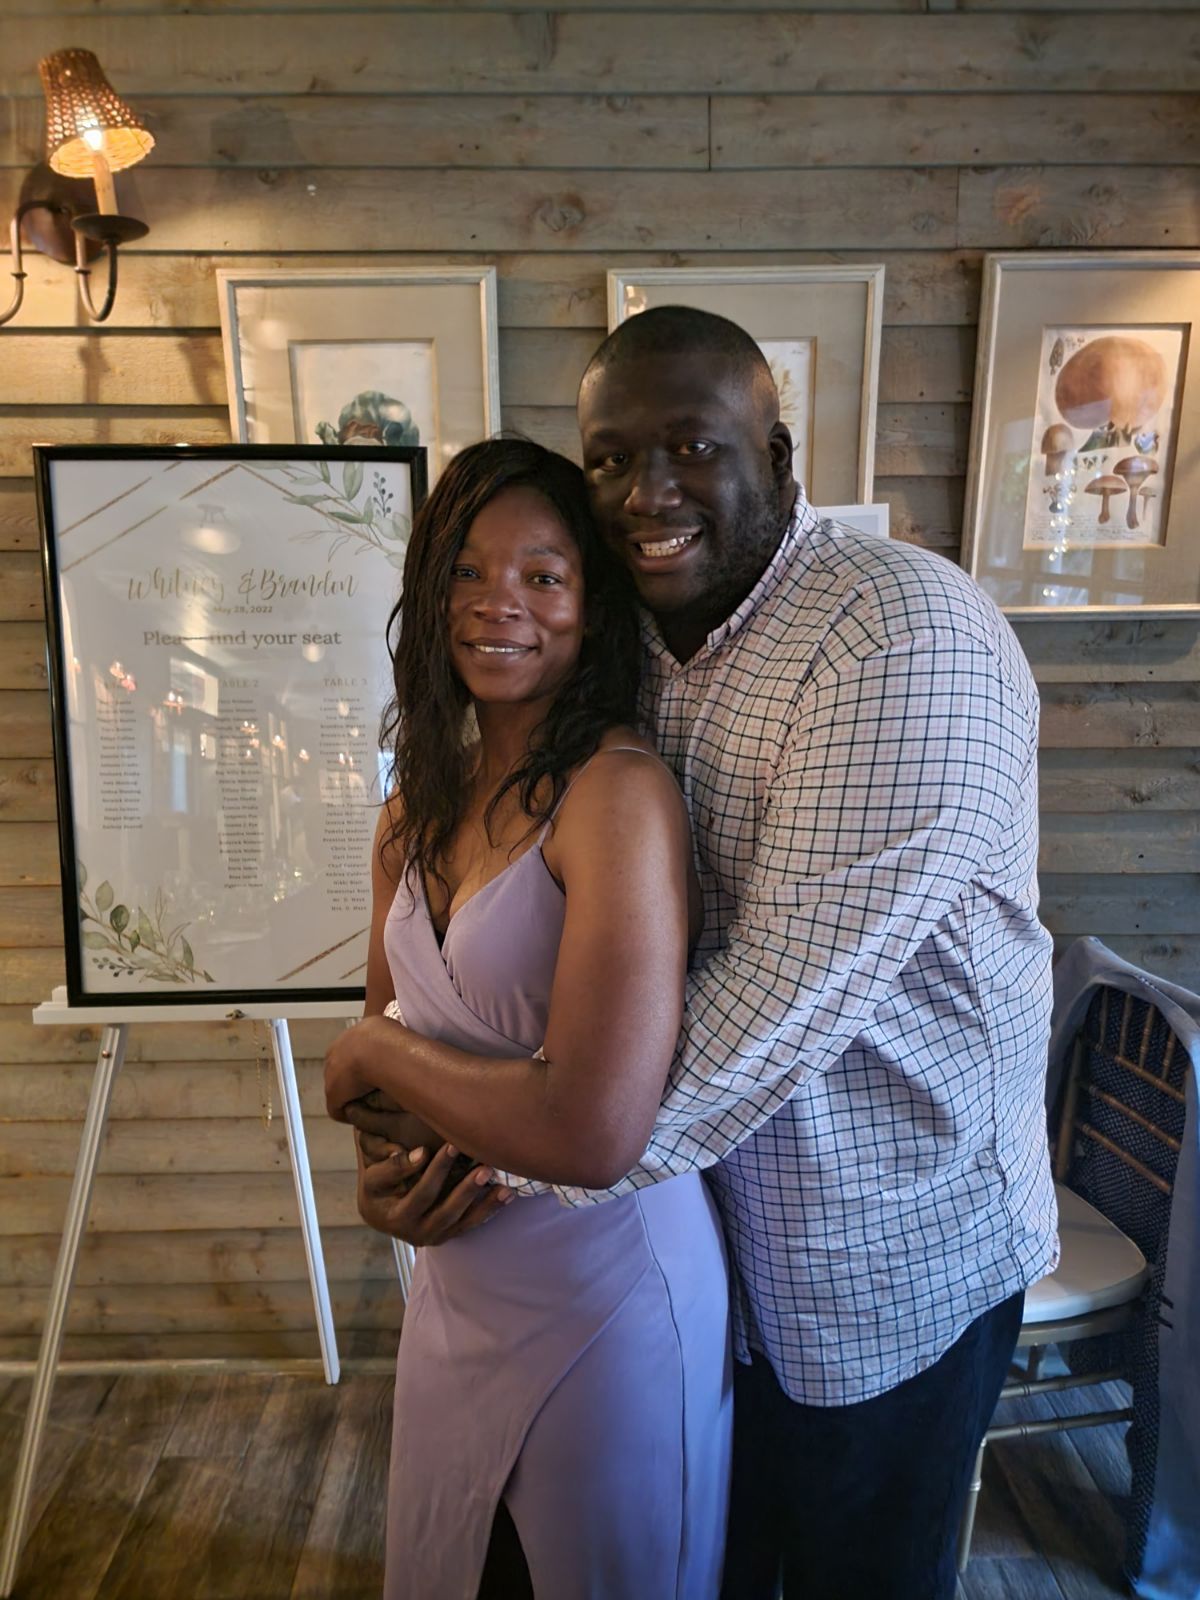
447, 485, 587, 710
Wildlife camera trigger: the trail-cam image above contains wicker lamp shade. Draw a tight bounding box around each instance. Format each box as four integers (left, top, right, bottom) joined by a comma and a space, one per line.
39, 49, 154, 178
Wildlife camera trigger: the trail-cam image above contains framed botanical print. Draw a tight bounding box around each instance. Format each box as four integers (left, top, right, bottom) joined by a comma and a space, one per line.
963, 253, 1200, 616
606, 265, 884, 505
217, 268, 500, 485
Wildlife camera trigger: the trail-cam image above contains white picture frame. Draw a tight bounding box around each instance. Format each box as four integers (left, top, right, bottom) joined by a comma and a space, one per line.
963, 252, 1200, 617
606, 265, 884, 505
217, 267, 500, 486
817, 503, 890, 539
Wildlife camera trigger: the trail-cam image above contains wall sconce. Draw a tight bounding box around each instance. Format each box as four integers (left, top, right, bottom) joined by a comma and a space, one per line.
1, 48, 155, 327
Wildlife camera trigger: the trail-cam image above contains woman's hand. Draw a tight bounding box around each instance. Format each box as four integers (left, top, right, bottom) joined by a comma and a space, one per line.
357, 1136, 513, 1244
324, 1014, 394, 1121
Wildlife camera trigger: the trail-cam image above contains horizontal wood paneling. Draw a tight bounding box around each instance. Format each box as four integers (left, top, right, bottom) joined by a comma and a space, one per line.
0, 250, 984, 333
0, 1116, 356, 1177
1038, 814, 1198, 874
3, 95, 712, 172
1039, 873, 1200, 936
0, 1057, 329, 1119
5, 14, 1198, 96
0, 1228, 394, 1287
0, 887, 62, 947
0, 1, 931, 13
1038, 749, 1200, 813
0, 824, 59, 888
957, 165, 1200, 249
0, 168, 963, 252
1015, 620, 1200, 683
0, 410, 231, 476
0, 1009, 341, 1065
0, 761, 56, 822
0, 1, 1196, 1363
0, 692, 53, 758
0, 1171, 364, 1234
713, 93, 1200, 169
1038, 684, 1200, 749
0, 624, 47, 690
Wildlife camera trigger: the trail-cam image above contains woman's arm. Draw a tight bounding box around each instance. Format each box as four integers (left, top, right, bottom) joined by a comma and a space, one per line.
325, 751, 693, 1189
342, 799, 509, 1241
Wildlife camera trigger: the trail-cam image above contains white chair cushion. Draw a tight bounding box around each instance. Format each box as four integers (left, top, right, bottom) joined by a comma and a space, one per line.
1024, 1182, 1150, 1324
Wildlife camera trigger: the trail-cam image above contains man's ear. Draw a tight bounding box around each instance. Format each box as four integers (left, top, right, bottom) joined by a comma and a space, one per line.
768, 420, 795, 494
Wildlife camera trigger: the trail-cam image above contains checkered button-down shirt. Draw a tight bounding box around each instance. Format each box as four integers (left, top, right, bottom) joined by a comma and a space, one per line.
507, 489, 1059, 1406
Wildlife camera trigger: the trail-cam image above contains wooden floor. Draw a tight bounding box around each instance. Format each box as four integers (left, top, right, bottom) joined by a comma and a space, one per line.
0, 1358, 1134, 1599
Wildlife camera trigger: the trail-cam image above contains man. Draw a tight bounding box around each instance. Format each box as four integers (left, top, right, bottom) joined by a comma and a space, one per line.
347, 306, 1058, 1598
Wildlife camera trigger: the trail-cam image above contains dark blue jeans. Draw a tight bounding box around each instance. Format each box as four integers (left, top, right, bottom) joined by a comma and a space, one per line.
720, 1290, 1025, 1600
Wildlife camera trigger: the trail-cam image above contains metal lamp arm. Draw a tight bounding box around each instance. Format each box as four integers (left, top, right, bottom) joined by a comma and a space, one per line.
74, 231, 118, 323
1, 198, 123, 327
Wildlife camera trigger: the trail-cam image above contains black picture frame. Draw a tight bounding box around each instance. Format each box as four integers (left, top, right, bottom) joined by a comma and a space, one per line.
36, 443, 427, 1008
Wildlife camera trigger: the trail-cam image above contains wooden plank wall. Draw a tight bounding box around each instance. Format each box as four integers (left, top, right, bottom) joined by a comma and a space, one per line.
0, 0, 1197, 1361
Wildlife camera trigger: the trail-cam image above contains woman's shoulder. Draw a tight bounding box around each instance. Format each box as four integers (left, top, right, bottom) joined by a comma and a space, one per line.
557, 729, 683, 828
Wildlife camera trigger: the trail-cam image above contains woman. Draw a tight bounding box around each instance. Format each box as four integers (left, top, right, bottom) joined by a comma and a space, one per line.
324, 438, 731, 1600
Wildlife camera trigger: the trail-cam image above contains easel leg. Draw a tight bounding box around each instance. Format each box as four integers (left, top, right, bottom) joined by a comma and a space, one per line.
391, 1238, 416, 1301
270, 1019, 340, 1385
0, 1022, 127, 1598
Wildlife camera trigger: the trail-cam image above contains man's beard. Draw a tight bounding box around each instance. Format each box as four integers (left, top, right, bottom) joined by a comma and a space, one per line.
656, 470, 786, 630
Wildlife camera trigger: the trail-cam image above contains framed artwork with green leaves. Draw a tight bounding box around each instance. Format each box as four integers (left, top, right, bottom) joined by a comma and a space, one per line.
216, 267, 499, 488
36, 443, 426, 1006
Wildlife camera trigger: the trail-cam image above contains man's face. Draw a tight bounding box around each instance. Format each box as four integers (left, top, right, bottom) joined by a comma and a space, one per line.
578, 351, 793, 649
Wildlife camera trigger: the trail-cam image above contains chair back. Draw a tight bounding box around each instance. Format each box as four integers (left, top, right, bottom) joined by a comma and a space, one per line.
1054, 982, 1189, 1586
1056, 986, 1185, 1264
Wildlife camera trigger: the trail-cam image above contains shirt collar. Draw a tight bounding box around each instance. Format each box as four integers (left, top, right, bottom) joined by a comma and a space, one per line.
641, 483, 821, 668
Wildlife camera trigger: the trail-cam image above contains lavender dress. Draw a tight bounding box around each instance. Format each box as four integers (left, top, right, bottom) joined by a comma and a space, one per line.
382, 765, 732, 1599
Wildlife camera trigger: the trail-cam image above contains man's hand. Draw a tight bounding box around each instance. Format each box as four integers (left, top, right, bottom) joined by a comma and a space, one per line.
342, 1092, 414, 1146
356, 1134, 513, 1246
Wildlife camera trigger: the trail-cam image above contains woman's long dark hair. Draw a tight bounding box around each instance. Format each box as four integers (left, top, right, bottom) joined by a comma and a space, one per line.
381, 436, 641, 887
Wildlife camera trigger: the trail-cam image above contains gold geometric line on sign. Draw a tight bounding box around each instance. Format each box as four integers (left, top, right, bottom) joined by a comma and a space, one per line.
176, 463, 241, 501
237, 461, 308, 499
55, 473, 155, 538
338, 960, 368, 980
276, 926, 369, 982
60, 504, 167, 572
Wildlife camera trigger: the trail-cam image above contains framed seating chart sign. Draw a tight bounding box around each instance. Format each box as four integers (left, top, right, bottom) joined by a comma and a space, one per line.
216, 267, 500, 487
36, 444, 426, 1006
963, 253, 1200, 616
606, 265, 884, 505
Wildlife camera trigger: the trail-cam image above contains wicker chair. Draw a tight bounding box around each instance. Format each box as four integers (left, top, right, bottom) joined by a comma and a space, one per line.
957, 979, 1187, 1574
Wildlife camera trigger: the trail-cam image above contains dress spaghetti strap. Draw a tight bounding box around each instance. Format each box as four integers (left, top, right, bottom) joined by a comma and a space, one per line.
538, 745, 660, 838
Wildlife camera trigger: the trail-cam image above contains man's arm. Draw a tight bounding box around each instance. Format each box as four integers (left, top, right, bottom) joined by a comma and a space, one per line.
623, 625, 1036, 1177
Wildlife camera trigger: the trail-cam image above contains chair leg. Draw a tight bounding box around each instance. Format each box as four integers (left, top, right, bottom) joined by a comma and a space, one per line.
957, 1440, 987, 1574
1025, 1344, 1045, 1382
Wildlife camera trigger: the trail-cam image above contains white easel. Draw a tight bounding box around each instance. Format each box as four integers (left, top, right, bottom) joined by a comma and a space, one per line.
0, 988, 412, 1599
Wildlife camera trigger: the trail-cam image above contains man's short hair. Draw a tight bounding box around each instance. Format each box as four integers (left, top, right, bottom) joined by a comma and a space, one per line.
581, 305, 775, 400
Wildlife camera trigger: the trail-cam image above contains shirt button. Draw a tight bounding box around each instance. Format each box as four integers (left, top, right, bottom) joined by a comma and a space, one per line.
978, 1148, 997, 1169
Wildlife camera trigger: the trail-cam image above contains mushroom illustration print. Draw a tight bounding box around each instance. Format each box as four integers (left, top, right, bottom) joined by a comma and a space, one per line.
1022, 325, 1183, 549
1112, 456, 1158, 530
1041, 424, 1075, 476
1054, 336, 1167, 441
1084, 473, 1125, 525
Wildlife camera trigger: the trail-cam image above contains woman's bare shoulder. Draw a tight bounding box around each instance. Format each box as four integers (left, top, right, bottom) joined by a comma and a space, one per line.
557, 729, 685, 837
